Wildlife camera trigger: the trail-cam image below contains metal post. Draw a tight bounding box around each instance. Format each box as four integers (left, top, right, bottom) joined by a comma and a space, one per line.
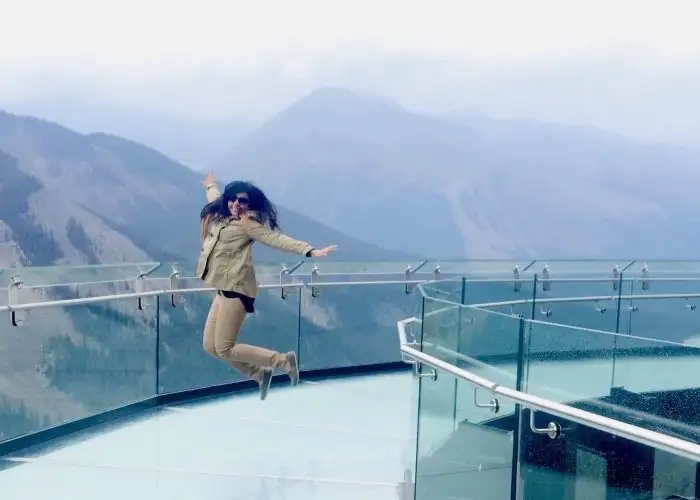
280, 260, 305, 300
169, 264, 180, 307
612, 265, 620, 291
8, 275, 26, 327
135, 270, 147, 310
541, 264, 551, 292
641, 263, 650, 291
405, 260, 428, 294
310, 265, 321, 298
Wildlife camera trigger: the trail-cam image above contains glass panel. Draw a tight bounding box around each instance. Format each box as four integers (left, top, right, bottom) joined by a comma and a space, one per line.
419, 278, 463, 303
0, 298, 157, 443
533, 259, 632, 278
157, 288, 301, 394
288, 260, 435, 276
525, 318, 700, 439
0, 263, 160, 287
523, 320, 617, 406
624, 260, 700, 277
299, 283, 421, 370
517, 409, 700, 500
534, 278, 621, 332
435, 259, 531, 278
610, 333, 700, 441
621, 277, 700, 344
414, 368, 514, 500
454, 307, 524, 423
463, 277, 536, 318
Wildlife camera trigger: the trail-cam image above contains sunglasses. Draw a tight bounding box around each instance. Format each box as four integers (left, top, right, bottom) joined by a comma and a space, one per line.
233, 196, 249, 205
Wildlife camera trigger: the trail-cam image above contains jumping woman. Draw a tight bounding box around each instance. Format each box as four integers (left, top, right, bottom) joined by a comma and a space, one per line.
197, 173, 337, 400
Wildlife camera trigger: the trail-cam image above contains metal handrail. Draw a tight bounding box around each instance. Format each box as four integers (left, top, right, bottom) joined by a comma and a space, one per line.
0, 283, 303, 312
399, 342, 700, 463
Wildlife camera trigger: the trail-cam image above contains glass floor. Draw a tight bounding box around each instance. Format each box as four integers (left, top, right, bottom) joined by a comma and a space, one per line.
0, 372, 416, 500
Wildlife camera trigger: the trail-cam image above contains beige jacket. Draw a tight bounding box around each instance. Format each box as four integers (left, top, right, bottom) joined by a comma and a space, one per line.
195, 183, 313, 298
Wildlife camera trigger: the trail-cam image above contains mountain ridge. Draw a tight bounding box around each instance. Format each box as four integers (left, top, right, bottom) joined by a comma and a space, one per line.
215, 86, 700, 259
0, 108, 416, 270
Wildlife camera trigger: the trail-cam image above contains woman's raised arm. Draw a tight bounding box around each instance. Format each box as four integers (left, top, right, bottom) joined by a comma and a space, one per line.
201, 172, 221, 202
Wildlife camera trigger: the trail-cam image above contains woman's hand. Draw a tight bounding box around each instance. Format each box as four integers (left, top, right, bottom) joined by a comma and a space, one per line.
310, 245, 338, 258
201, 172, 216, 188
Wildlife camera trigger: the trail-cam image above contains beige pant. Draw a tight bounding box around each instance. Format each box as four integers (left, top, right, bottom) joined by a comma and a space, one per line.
203, 294, 291, 382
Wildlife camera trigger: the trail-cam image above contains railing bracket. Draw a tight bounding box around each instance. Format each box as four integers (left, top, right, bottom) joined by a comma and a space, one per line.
541, 264, 551, 292
310, 265, 321, 298
404, 260, 427, 295
433, 264, 441, 281
529, 409, 561, 439
413, 363, 438, 381
169, 265, 180, 307
8, 275, 27, 327
641, 263, 650, 291
474, 388, 500, 414
280, 260, 305, 300
135, 270, 147, 311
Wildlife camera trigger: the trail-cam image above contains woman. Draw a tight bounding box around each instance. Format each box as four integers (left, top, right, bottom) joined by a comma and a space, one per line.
197, 173, 337, 400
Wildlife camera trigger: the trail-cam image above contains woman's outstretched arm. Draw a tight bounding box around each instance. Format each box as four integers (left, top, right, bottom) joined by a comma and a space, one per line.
245, 218, 337, 257
201, 172, 221, 202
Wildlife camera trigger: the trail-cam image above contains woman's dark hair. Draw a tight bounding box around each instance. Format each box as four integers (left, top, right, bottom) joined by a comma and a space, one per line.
200, 180, 280, 233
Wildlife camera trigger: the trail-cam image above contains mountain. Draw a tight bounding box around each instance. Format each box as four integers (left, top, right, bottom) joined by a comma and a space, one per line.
214, 87, 700, 259
4, 96, 254, 170
0, 109, 416, 271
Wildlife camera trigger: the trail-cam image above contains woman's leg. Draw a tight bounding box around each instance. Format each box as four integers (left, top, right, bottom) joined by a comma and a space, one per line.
202, 296, 219, 358
213, 296, 299, 397
204, 296, 269, 385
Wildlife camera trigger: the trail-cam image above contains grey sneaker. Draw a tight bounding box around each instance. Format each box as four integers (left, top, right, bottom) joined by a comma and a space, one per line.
259, 368, 273, 400
286, 351, 300, 386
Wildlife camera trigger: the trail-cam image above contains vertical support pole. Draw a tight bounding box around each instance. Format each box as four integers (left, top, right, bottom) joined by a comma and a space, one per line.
510, 317, 527, 500
513, 265, 522, 292
155, 295, 161, 394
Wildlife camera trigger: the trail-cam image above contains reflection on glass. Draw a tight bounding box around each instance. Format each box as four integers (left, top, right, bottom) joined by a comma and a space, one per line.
414, 367, 514, 500
299, 283, 421, 370
517, 410, 700, 500
0, 298, 157, 443
464, 278, 536, 318
523, 320, 617, 406
533, 278, 621, 332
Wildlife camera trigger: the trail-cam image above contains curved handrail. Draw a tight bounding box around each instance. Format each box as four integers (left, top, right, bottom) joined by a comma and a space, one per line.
398, 325, 700, 463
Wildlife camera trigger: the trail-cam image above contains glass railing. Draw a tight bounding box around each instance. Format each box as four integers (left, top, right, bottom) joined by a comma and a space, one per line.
5, 259, 700, 499
407, 272, 700, 500
0, 263, 427, 446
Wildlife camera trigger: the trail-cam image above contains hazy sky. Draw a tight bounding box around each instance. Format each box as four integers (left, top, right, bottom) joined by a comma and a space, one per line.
2, 0, 700, 147
2, 0, 698, 73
